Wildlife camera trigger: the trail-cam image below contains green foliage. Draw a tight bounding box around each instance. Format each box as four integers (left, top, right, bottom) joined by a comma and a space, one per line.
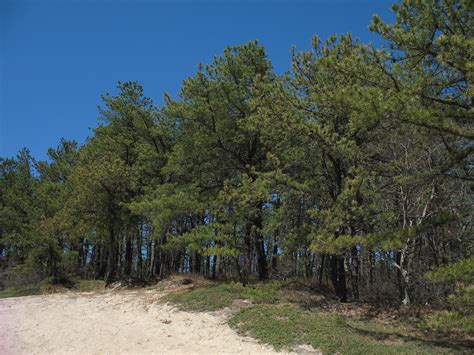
370, 0, 473, 139
426, 257, 474, 331
0, 149, 42, 261
427, 257, 474, 283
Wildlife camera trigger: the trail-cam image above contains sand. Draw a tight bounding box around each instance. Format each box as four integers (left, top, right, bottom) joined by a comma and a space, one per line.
0, 289, 280, 355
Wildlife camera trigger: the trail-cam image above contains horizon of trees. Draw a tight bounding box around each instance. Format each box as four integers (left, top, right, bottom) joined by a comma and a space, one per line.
1, 0, 472, 312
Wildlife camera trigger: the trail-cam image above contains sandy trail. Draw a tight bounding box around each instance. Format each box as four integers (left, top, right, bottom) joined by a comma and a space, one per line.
0, 289, 279, 354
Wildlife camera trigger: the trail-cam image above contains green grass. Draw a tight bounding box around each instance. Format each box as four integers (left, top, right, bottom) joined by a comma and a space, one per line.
229, 304, 460, 354
0, 278, 105, 299
164, 281, 281, 311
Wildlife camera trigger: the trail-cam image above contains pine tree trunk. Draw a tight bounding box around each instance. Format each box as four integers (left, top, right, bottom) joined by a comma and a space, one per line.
124, 232, 133, 277
106, 223, 118, 285
211, 254, 217, 279
330, 255, 347, 302
271, 237, 278, 273
319, 254, 326, 286
253, 205, 268, 280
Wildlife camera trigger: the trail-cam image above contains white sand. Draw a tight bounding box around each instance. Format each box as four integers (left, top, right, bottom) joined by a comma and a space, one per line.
0, 289, 280, 355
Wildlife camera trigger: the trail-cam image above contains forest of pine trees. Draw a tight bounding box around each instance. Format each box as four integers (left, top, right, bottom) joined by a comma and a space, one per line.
1, 0, 472, 313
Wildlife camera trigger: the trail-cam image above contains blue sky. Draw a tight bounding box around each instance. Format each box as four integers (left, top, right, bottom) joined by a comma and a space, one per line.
1, 0, 394, 161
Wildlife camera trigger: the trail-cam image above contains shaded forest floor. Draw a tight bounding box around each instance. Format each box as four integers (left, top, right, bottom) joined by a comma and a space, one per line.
1, 275, 473, 354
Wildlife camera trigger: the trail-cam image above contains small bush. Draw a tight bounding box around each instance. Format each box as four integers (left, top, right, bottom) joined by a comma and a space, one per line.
427, 311, 474, 333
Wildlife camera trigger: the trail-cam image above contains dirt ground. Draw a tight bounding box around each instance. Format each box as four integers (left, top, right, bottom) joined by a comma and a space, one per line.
0, 289, 280, 354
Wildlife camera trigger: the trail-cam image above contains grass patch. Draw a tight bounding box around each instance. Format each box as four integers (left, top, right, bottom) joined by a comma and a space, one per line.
164, 281, 281, 311
229, 304, 459, 354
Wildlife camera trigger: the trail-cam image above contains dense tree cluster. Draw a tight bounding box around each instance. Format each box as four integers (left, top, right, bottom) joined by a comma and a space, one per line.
1, 0, 472, 311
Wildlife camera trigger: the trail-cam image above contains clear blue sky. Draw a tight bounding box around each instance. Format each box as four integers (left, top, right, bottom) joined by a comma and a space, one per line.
1, 0, 394, 161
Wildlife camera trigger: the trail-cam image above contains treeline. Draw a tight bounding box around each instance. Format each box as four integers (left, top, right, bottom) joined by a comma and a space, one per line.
1, 0, 472, 308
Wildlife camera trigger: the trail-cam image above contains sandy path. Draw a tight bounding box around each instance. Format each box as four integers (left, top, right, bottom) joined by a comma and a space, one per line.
0, 290, 279, 354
